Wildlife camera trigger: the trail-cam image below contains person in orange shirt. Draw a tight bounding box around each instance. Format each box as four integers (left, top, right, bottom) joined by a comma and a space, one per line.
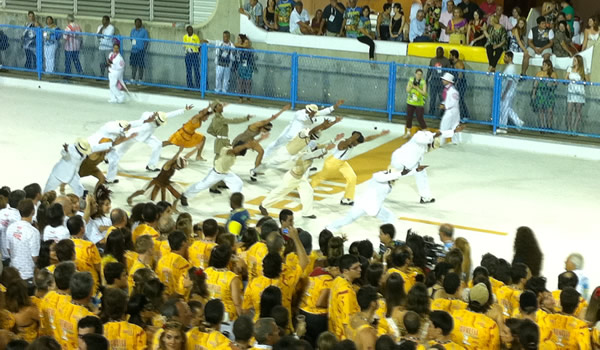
428, 310, 467, 349
552, 271, 588, 317
496, 262, 531, 319
132, 203, 161, 252
205, 244, 243, 321
386, 248, 417, 294
32, 269, 54, 318
68, 215, 102, 289
101, 288, 146, 350
540, 287, 591, 349
432, 273, 468, 314
155, 230, 191, 297
479, 253, 507, 296
104, 262, 128, 291
451, 283, 500, 350
55, 272, 96, 350
128, 234, 155, 295
347, 285, 378, 350
188, 218, 218, 269
204, 299, 233, 349
328, 254, 362, 340
181, 266, 210, 303
41, 261, 75, 338
246, 219, 280, 283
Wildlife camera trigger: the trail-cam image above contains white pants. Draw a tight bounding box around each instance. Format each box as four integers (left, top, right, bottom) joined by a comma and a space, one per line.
44, 43, 57, 73
107, 136, 163, 179
262, 172, 314, 216
440, 109, 460, 144
390, 158, 433, 199
105, 148, 120, 182
44, 173, 84, 196
499, 88, 523, 127
263, 131, 294, 162
327, 205, 396, 232
216, 65, 231, 93
184, 169, 243, 199
109, 72, 125, 103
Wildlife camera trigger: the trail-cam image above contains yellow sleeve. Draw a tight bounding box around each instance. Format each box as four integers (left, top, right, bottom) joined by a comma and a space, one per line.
90, 244, 101, 265
489, 321, 500, 350
136, 326, 147, 350
577, 327, 592, 350
340, 287, 359, 326
242, 282, 253, 311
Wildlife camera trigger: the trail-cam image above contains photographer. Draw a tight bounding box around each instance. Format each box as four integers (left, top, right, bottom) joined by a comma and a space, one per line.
404, 68, 428, 137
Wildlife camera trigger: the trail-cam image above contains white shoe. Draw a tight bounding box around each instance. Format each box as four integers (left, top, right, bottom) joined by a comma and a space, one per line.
340, 198, 354, 206
496, 129, 507, 134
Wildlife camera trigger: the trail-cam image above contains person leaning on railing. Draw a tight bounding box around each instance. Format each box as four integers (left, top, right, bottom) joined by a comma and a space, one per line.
63, 14, 84, 76
182, 25, 206, 89
129, 18, 149, 85
23, 11, 40, 70
43, 16, 60, 73
405, 68, 428, 137
96, 16, 115, 77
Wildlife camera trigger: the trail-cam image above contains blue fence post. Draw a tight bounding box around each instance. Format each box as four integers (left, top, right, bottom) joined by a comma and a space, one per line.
36, 27, 43, 80
491, 72, 502, 134
200, 43, 208, 98
387, 62, 396, 122
291, 52, 298, 109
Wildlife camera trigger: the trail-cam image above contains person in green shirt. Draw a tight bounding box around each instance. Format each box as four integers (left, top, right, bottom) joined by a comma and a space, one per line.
276, 0, 296, 32
405, 68, 428, 137
343, 0, 362, 38
560, 0, 575, 34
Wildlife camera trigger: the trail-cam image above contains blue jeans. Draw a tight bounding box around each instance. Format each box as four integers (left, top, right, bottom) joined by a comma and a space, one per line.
185, 52, 200, 88
24, 49, 36, 69
65, 50, 83, 75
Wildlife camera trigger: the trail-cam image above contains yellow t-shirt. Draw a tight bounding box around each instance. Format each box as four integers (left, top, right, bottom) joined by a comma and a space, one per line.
132, 224, 161, 253
128, 258, 151, 295
428, 340, 467, 349
205, 267, 240, 320
386, 268, 417, 294
40, 291, 71, 337
299, 272, 333, 315
186, 327, 209, 350
124, 250, 139, 272
155, 252, 191, 296
188, 240, 217, 269
72, 238, 101, 287
55, 302, 95, 350
104, 321, 147, 350
243, 275, 278, 321
552, 289, 588, 316
328, 276, 359, 340
496, 285, 521, 318
183, 34, 201, 53
539, 312, 591, 350
246, 242, 268, 283
431, 298, 468, 314
450, 309, 500, 350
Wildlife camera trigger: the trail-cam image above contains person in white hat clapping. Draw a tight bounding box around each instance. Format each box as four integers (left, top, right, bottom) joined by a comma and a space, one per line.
106, 104, 194, 183
439, 72, 461, 145
262, 99, 344, 162
43, 138, 93, 196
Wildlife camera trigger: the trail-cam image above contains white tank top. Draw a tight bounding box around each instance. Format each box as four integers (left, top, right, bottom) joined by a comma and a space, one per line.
333, 143, 355, 161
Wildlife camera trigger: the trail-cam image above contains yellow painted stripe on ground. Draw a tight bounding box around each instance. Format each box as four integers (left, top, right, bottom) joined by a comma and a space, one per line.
398, 217, 508, 236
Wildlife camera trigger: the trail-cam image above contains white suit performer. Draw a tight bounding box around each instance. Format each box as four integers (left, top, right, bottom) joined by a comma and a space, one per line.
262, 102, 341, 161
43, 138, 93, 196
107, 47, 125, 103
107, 108, 187, 181
260, 141, 333, 219
438, 73, 461, 144
326, 170, 406, 232
89, 120, 136, 184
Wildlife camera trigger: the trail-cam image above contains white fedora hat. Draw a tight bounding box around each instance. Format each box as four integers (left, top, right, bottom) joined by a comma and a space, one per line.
75, 138, 92, 155
441, 72, 455, 83
305, 104, 318, 113
156, 112, 168, 126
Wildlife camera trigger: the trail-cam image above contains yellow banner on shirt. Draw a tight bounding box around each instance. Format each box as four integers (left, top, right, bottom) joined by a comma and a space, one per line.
408, 43, 505, 64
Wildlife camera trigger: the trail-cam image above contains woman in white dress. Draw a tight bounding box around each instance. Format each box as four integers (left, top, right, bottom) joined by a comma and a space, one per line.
565, 55, 587, 133
582, 16, 599, 50
107, 43, 125, 103
43, 16, 60, 72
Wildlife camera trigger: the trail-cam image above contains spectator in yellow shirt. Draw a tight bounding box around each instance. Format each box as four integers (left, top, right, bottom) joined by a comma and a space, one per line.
103, 262, 128, 291
451, 283, 501, 350
128, 234, 155, 295
328, 254, 362, 340
188, 218, 218, 269
540, 287, 591, 349
428, 310, 466, 349
246, 219, 279, 282
41, 261, 75, 338
101, 229, 127, 283
347, 285, 379, 350
431, 273, 467, 314
158, 321, 187, 350
68, 215, 102, 289
387, 248, 417, 294
183, 25, 205, 89
205, 244, 243, 320
496, 262, 531, 318
552, 271, 588, 316
77, 315, 105, 350
132, 203, 160, 245
204, 299, 234, 349
155, 230, 191, 297
56, 272, 96, 350
101, 288, 146, 350
5, 279, 40, 343
233, 315, 254, 350
107, 208, 128, 236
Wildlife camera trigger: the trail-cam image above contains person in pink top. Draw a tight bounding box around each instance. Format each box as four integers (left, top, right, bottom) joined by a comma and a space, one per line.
107, 43, 126, 103
488, 5, 512, 30
63, 14, 83, 75
438, 0, 455, 42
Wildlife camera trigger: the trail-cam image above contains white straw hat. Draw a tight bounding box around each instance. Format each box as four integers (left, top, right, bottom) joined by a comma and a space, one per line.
156, 112, 168, 126
441, 72, 455, 83
305, 104, 318, 113
75, 138, 92, 155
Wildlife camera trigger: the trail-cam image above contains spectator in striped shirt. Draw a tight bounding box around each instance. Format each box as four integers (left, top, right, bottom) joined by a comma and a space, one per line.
63, 14, 83, 76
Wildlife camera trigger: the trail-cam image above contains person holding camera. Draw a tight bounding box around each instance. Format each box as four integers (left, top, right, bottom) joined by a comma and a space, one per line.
404, 68, 428, 138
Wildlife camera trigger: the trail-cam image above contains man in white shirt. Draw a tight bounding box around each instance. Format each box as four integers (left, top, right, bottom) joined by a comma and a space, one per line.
106, 105, 193, 181
497, 52, 524, 134
439, 73, 461, 144
43, 138, 93, 196
439, 0, 455, 42
23, 183, 42, 223
410, 0, 424, 22
7, 199, 40, 281
211, 31, 236, 93
0, 190, 25, 265
96, 15, 115, 77
262, 100, 344, 162
290, 1, 313, 35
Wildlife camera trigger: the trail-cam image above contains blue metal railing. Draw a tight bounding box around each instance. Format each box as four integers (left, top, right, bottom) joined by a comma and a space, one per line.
1, 24, 599, 139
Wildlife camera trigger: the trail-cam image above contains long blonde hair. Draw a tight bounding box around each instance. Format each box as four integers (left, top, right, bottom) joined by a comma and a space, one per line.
454, 237, 472, 281
573, 55, 586, 81
514, 17, 527, 39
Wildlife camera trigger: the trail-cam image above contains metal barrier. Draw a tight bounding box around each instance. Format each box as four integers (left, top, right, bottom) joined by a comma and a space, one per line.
1, 23, 599, 139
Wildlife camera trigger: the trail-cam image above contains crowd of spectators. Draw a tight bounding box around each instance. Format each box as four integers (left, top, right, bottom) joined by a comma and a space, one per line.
0, 183, 598, 350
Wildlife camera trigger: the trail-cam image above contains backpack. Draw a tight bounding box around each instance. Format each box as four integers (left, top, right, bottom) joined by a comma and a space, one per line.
0, 31, 9, 51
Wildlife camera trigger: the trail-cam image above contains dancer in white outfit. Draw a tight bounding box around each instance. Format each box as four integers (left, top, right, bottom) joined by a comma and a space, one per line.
180, 134, 269, 206
106, 105, 193, 181
328, 125, 464, 232
263, 99, 344, 161
497, 52, 524, 134
438, 73, 461, 144
107, 43, 126, 103
259, 139, 337, 219
43, 138, 93, 196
